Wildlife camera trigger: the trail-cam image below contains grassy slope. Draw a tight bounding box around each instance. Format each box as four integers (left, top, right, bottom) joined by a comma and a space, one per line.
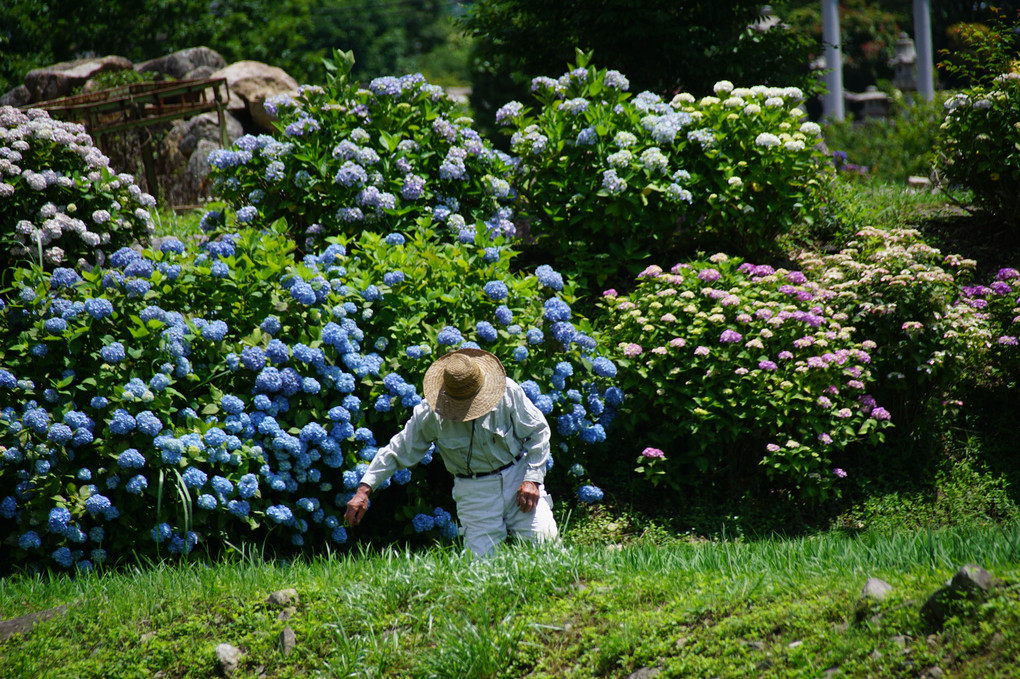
2, 526, 1019, 678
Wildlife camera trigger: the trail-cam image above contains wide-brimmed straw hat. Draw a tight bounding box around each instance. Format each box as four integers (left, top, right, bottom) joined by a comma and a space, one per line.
423, 348, 507, 422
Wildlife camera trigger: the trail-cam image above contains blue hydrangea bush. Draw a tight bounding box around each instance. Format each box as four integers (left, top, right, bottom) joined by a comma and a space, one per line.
601, 254, 893, 503
494, 51, 832, 292
206, 50, 517, 250
0, 106, 156, 275
0, 214, 620, 572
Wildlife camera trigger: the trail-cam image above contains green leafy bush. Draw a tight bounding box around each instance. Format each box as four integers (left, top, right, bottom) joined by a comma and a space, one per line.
0, 106, 156, 279
823, 93, 948, 184
0, 213, 620, 573
496, 53, 831, 294
208, 51, 515, 248
936, 12, 1020, 231
599, 253, 892, 504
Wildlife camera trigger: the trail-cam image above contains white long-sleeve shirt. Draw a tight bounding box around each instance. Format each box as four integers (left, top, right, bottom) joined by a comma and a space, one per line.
359, 378, 551, 490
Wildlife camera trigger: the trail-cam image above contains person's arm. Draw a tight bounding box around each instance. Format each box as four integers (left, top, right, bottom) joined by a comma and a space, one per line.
506, 381, 552, 512
345, 403, 435, 525
508, 381, 552, 485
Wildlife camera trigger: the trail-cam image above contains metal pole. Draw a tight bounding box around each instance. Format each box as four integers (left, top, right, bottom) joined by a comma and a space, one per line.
821, 0, 844, 120
913, 0, 935, 101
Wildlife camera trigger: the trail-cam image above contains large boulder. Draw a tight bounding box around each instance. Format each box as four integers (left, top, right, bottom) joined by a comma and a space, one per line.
24, 56, 133, 102
135, 46, 227, 81
0, 86, 32, 108
211, 61, 299, 132
163, 112, 244, 203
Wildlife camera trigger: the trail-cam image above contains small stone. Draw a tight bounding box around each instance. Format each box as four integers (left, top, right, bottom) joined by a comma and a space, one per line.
277, 606, 296, 622
924, 667, 944, 678
215, 643, 242, 677
788, 640, 803, 649
140, 631, 156, 644
627, 668, 661, 679
740, 639, 765, 651
861, 578, 893, 602
265, 589, 299, 608
279, 626, 296, 657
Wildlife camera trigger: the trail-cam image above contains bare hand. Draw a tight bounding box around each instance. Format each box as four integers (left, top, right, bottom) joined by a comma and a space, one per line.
516, 481, 540, 513
345, 484, 371, 526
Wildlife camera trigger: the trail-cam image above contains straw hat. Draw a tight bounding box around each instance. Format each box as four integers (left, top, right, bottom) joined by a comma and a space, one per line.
423, 348, 507, 422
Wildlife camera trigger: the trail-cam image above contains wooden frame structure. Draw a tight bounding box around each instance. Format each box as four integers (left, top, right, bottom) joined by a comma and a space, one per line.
26, 77, 231, 195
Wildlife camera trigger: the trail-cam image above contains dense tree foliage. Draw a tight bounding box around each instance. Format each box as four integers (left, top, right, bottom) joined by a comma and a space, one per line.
459, 0, 818, 133
0, 0, 463, 94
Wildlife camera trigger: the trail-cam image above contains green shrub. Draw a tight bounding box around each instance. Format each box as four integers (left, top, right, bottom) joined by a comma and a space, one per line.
208, 50, 515, 248
496, 52, 831, 294
0, 106, 156, 281
599, 253, 892, 504
935, 12, 1020, 231
823, 93, 947, 184
0, 213, 620, 573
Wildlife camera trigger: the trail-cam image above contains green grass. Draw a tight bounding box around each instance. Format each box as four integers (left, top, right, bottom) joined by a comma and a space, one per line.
2, 525, 1019, 678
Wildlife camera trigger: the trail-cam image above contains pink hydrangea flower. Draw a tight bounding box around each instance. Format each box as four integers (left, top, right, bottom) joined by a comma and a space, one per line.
641, 447, 665, 459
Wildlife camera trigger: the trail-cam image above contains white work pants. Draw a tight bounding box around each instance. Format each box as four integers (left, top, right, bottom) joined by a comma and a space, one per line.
451, 455, 558, 558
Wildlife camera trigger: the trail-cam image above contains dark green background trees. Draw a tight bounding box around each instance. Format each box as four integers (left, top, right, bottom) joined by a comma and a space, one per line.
460, 0, 818, 133
0, 0, 464, 94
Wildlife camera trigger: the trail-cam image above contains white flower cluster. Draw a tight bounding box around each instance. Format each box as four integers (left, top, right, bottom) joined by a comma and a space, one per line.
1, 106, 155, 266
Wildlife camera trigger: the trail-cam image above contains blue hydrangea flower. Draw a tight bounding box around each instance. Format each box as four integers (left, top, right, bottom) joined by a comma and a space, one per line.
577, 485, 604, 503
220, 394, 245, 415
412, 513, 435, 532
476, 321, 498, 343
290, 282, 316, 305
43, 317, 68, 334
151, 523, 173, 543
483, 281, 509, 301
543, 298, 571, 322
100, 342, 126, 363
267, 504, 294, 524
47, 423, 73, 444
592, 357, 617, 378
437, 326, 463, 346
18, 530, 41, 550
197, 494, 217, 510
118, 448, 146, 469
52, 546, 73, 568
526, 328, 544, 345
240, 346, 267, 371
0, 369, 16, 389
513, 346, 529, 362
260, 316, 281, 335
228, 500, 250, 517
181, 466, 208, 489
126, 475, 148, 494
535, 265, 564, 290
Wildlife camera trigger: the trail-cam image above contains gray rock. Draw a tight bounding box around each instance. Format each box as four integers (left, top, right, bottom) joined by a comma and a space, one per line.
165, 111, 243, 159
277, 606, 296, 622
627, 668, 661, 679
215, 642, 242, 676
184, 139, 221, 197
265, 588, 300, 608
24, 55, 133, 102
279, 626, 296, 656
210, 61, 299, 132
921, 565, 997, 632
184, 65, 219, 81
861, 577, 893, 602
0, 85, 32, 108
950, 564, 995, 594
136, 47, 227, 81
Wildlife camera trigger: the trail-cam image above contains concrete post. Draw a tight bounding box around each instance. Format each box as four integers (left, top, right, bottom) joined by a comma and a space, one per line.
913, 0, 935, 101
821, 0, 845, 120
